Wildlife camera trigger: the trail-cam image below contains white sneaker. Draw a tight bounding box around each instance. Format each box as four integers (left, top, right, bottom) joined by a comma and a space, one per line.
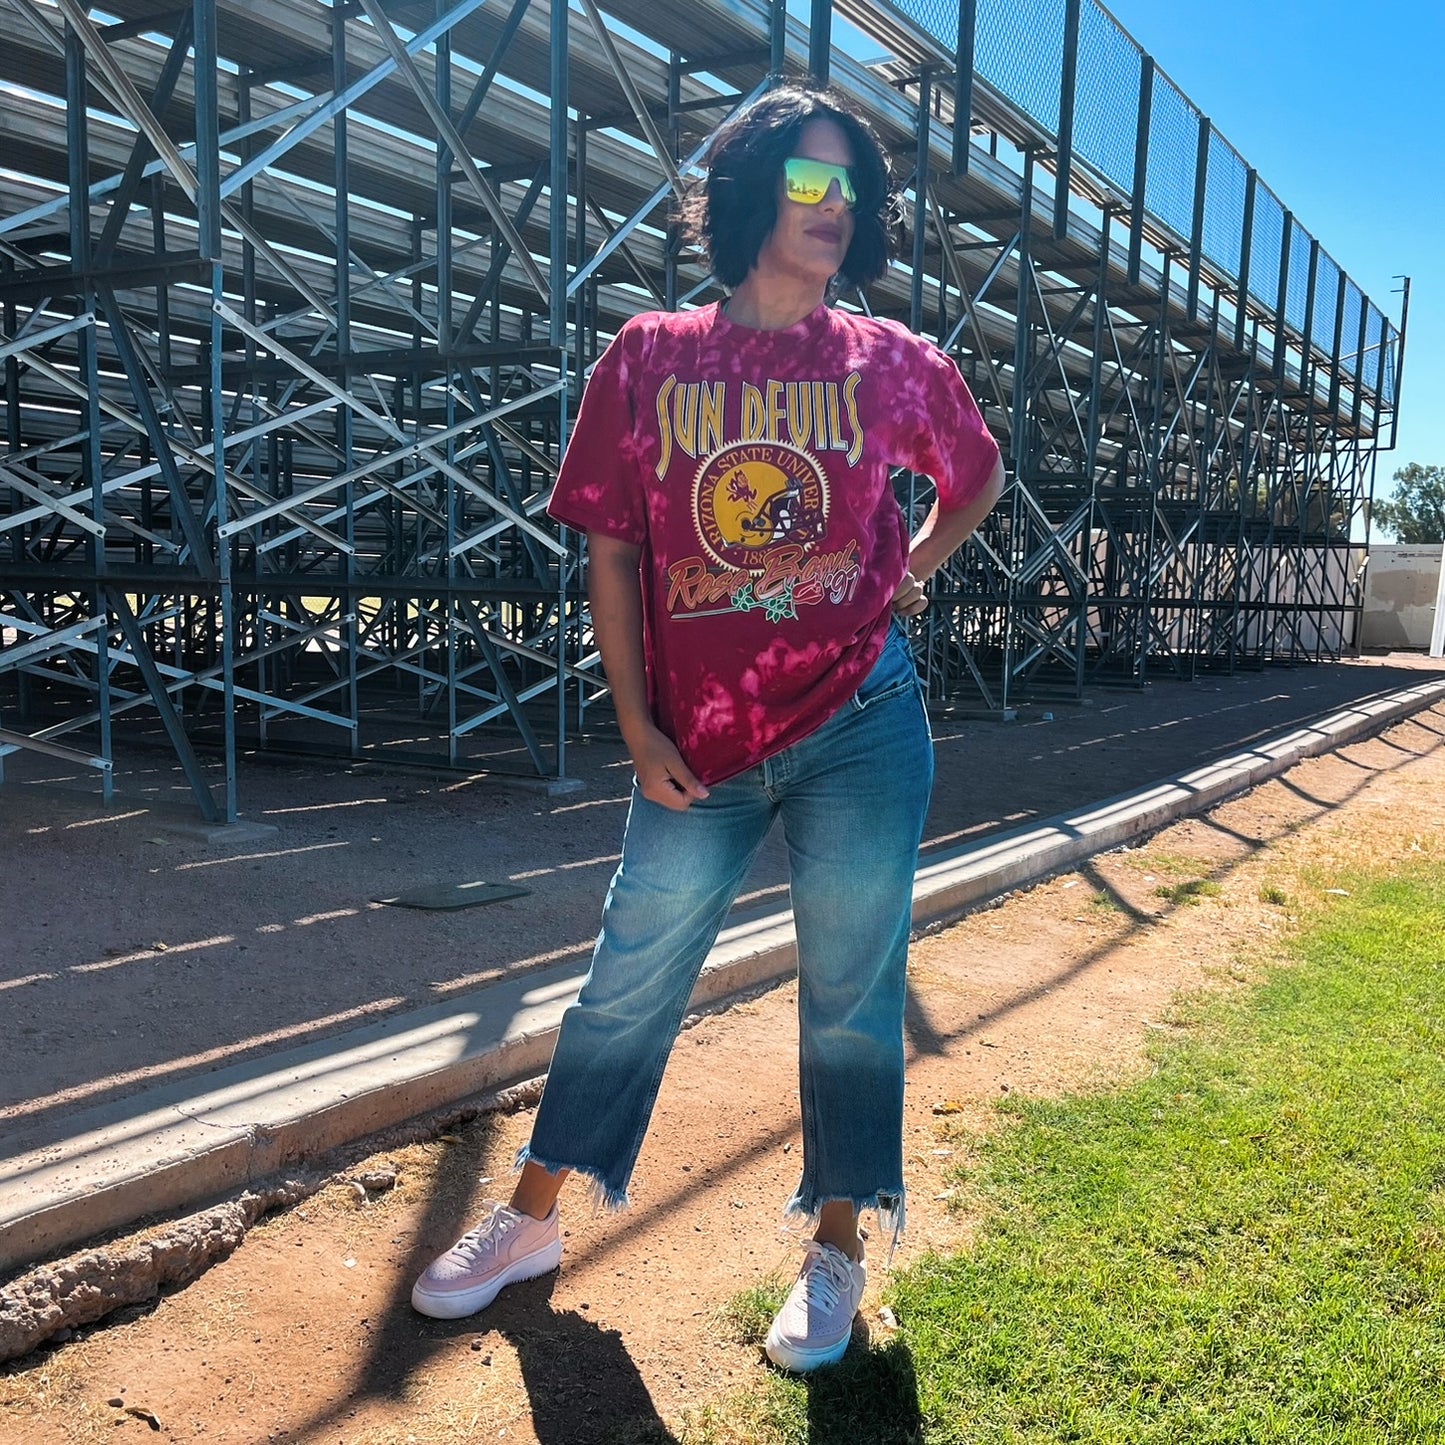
764, 1240, 866, 1372
410, 1201, 562, 1319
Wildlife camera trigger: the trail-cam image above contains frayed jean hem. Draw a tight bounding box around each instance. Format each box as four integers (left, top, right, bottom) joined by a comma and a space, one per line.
783, 1184, 906, 1263
513, 1144, 631, 1215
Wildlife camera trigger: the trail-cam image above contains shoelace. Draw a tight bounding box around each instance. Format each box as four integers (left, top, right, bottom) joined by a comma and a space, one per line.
800, 1244, 855, 1314
449, 1204, 518, 1265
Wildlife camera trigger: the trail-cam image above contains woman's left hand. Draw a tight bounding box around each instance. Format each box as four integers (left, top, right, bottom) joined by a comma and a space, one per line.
891, 570, 928, 617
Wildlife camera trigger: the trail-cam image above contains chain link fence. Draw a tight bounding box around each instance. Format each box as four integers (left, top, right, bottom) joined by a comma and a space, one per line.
1286, 222, 1312, 335
1341, 281, 1364, 383
1072, 0, 1139, 191
887, 0, 959, 47
1362, 305, 1384, 394
1202, 131, 1247, 281
1314, 249, 1341, 357
883, 0, 1398, 405
1249, 183, 1286, 314
1144, 73, 1197, 243
1381, 316, 1398, 406
974, 0, 1066, 135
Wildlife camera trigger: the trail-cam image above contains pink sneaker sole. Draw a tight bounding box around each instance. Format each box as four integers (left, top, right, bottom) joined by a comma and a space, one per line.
410, 1235, 563, 1319
763, 1316, 854, 1373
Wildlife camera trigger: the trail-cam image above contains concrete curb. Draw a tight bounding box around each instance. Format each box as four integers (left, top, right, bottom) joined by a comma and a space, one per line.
4, 677, 1443, 1276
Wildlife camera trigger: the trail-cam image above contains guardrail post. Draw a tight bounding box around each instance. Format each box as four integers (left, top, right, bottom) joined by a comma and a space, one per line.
952, 0, 976, 175
1128, 56, 1153, 286
550, 0, 569, 350
1301, 237, 1319, 386
911, 68, 933, 332
1327, 268, 1347, 418
1053, 0, 1080, 241
1234, 167, 1256, 353
1274, 211, 1292, 386
808, 0, 830, 83
1187, 115, 1209, 321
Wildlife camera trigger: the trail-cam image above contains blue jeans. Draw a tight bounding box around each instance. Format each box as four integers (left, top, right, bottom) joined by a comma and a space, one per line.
519, 623, 934, 1243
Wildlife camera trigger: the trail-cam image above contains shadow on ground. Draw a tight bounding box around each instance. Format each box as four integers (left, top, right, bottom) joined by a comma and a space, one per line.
802, 1330, 925, 1444
2, 662, 1440, 1147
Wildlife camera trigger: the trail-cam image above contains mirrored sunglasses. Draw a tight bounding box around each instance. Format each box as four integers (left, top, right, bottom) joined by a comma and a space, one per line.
783, 156, 859, 209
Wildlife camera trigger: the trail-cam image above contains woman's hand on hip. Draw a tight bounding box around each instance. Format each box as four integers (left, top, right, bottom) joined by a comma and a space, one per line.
630, 722, 710, 811
891, 570, 928, 617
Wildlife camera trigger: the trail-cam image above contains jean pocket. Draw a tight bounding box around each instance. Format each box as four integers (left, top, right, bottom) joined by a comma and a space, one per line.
850, 636, 919, 712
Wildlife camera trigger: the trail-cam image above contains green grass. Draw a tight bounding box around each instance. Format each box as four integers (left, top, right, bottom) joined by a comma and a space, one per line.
684, 1334, 929, 1445
1126, 852, 1208, 879
690, 868, 1445, 1444
715, 1277, 789, 1345
697, 1273, 930, 1444
1154, 877, 1223, 906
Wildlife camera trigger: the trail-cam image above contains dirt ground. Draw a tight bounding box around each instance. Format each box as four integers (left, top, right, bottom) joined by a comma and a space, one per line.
4, 699, 1442, 1444
4, 656, 1439, 1165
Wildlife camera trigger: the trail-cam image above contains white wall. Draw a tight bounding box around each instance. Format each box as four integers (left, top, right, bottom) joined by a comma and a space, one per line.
1359, 545, 1445, 655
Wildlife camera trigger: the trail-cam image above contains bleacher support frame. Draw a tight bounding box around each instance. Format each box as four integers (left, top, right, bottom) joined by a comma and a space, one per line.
0, 0, 1405, 818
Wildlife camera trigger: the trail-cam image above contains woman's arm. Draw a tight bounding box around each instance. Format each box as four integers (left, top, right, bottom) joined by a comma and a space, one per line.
587, 532, 710, 811
893, 454, 1006, 616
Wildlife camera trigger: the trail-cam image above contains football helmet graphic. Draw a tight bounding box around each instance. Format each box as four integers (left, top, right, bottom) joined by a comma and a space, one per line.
711, 460, 814, 549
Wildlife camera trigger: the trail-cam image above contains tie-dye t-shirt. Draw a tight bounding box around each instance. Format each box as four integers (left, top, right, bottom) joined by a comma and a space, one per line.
548, 300, 1000, 784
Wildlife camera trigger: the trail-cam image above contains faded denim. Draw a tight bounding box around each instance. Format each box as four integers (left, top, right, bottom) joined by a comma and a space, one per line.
518, 622, 933, 1243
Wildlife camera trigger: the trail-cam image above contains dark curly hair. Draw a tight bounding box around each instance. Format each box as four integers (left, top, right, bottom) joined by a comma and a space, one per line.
679, 84, 897, 292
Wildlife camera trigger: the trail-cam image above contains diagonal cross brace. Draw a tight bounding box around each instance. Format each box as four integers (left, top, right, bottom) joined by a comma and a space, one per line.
96, 283, 214, 571
21, 0, 336, 320
0, 462, 105, 538
0, 312, 94, 361
93, 5, 193, 266
214, 299, 565, 556
456, 596, 546, 771
9, 336, 355, 555
577, 0, 681, 196
219, 0, 494, 201
216, 386, 552, 541
0, 89, 331, 239
566, 78, 768, 300
929, 186, 1011, 442
354, 0, 548, 299
108, 589, 224, 822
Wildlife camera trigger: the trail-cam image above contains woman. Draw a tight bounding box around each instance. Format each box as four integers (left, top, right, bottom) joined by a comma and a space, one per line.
411, 84, 1004, 1373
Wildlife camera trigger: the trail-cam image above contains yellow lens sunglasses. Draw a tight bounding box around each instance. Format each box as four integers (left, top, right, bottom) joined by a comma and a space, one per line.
783, 157, 859, 210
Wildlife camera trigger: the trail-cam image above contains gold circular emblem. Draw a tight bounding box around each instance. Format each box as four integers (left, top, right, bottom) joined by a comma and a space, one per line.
693, 440, 829, 573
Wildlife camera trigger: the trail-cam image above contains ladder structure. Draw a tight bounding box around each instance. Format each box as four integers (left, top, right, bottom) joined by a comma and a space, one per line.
0, 0, 1406, 820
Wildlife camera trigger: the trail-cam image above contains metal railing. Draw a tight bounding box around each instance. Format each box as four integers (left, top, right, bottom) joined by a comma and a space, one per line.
887, 0, 1399, 407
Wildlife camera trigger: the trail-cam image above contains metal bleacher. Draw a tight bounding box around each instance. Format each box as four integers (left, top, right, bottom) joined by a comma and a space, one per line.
0, 0, 1406, 818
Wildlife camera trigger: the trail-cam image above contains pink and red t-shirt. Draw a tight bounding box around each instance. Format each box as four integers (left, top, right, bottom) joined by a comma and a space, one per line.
548, 301, 1000, 784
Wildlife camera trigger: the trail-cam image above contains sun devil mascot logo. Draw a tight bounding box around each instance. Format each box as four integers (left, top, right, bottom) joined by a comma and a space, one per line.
694, 440, 828, 573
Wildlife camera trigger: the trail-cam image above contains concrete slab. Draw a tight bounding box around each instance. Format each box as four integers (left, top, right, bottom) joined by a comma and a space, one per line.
4, 674, 1442, 1276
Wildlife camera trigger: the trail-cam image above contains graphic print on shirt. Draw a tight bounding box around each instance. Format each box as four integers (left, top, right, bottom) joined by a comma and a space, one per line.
655, 373, 866, 624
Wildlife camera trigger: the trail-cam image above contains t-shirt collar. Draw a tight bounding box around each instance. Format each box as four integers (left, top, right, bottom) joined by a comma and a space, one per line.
710, 298, 832, 343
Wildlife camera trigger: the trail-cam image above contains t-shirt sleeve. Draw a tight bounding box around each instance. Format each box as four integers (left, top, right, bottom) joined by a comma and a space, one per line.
546, 325, 647, 543
898, 340, 1001, 511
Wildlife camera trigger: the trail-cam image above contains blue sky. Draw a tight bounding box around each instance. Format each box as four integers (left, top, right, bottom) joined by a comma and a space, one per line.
1099, 0, 1444, 506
